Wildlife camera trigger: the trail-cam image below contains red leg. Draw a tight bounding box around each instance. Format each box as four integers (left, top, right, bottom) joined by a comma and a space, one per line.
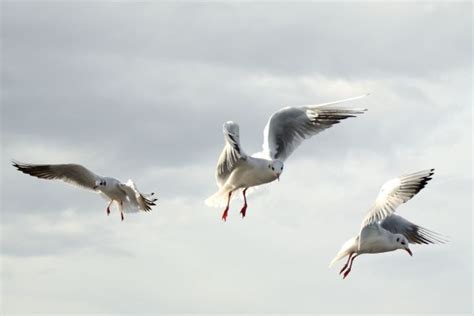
106, 201, 112, 216
221, 191, 232, 222
339, 253, 354, 275
343, 254, 359, 279
240, 188, 248, 218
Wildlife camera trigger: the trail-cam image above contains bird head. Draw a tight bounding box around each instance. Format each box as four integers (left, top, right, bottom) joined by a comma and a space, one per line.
268, 160, 284, 181
93, 179, 107, 190
395, 234, 412, 256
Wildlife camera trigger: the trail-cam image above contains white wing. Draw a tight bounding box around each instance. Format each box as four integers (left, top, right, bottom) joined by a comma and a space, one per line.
260, 94, 368, 161
119, 180, 157, 213
215, 121, 247, 187
380, 214, 447, 244
360, 169, 435, 229
13, 161, 101, 191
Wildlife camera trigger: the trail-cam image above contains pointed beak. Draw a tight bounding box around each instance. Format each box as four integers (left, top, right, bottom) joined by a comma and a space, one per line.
276, 173, 281, 181
93, 185, 98, 190
405, 248, 413, 256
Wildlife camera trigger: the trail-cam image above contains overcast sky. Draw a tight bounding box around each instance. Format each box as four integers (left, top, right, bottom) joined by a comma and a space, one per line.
1, 1, 472, 314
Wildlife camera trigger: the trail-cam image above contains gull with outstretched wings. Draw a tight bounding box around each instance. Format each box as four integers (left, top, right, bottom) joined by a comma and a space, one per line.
206, 94, 368, 221
330, 169, 446, 279
12, 161, 157, 221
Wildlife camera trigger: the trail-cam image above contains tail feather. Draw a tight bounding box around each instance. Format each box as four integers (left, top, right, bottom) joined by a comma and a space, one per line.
205, 187, 232, 207
329, 250, 349, 268
329, 237, 357, 268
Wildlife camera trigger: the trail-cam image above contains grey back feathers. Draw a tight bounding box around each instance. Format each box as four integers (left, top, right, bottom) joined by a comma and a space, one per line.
380, 214, 447, 245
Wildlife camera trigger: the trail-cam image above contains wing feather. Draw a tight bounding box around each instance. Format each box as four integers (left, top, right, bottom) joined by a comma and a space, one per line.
261, 95, 367, 161
215, 121, 246, 187
119, 180, 157, 212
12, 161, 100, 191
361, 169, 435, 229
380, 215, 447, 244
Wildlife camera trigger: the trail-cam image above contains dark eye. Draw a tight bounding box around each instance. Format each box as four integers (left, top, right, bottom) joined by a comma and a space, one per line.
402, 241, 406, 245
396, 238, 400, 242
272, 167, 274, 171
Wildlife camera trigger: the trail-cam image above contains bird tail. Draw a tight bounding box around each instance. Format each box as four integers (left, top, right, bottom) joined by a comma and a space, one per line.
205, 186, 232, 207
329, 237, 357, 268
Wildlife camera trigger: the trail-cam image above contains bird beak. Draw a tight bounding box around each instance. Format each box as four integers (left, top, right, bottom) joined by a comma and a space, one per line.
405, 248, 413, 256
276, 173, 280, 181
93, 185, 98, 190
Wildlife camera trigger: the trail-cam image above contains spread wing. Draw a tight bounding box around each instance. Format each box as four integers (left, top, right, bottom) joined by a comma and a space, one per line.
12, 161, 101, 191
215, 121, 247, 187
260, 94, 367, 161
119, 180, 157, 212
360, 169, 435, 229
380, 214, 447, 244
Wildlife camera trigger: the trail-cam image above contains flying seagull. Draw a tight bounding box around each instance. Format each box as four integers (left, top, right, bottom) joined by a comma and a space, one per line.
12, 161, 157, 221
330, 169, 446, 279
206, 94, 368, 221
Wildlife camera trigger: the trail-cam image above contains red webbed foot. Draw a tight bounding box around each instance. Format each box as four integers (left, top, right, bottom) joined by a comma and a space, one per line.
240, 204, 247, 218
221, 207, 229, 222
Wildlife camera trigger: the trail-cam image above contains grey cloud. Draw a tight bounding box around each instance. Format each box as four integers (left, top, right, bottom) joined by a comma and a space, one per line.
3, 2, 471, 78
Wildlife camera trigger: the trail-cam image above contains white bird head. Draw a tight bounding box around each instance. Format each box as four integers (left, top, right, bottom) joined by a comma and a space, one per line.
93, 179, 107, 190
394, 234, 412, 256
268, 160, 284, 181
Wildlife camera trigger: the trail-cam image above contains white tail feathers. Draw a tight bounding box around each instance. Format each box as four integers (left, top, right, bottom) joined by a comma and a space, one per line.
329, 237, 357, 268
329, 250, 348, 268
205, 188, 231, 207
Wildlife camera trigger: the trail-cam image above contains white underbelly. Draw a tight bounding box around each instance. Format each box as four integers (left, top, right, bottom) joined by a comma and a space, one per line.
228, 165, 276, 189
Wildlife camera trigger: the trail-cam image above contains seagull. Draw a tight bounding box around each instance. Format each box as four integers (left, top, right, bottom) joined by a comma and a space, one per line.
205, 94, 368, 221
12, 161, 157, 221
330, 169, 446, 279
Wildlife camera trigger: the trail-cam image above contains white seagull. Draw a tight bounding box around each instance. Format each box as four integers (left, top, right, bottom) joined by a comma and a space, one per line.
330, 169, 446, 279
13, 161, 157, 221
206, 94, 368, 221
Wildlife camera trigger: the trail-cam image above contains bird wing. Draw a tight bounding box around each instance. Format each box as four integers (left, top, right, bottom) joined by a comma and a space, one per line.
13, 161, 101, 191
260, 94, 367, 161
380, 214, 447, 244
360, 169, 435, 229
215, 121, 247, 187
358, 169, 435, 249
119, 180, 157, 212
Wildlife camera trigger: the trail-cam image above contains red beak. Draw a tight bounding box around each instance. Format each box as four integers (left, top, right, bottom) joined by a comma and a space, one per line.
405, 248, 413, 256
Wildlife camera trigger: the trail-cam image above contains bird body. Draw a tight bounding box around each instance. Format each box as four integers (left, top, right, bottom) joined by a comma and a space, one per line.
206, 94, 368, 220
330, 169, 446, 279
12, 162, 157, 221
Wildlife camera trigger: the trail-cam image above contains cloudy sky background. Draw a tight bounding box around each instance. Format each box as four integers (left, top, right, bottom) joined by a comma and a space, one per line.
1, 1, 472, 314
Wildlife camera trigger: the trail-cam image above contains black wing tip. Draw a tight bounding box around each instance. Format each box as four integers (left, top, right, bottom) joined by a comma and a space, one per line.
418, 227, 449, 244
11, 160, 31, 173
11, 160, 24, 169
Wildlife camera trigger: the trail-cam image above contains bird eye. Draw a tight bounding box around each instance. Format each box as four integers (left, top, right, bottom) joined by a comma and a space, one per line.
272, 167, 275, 171
396, 238, 400, 242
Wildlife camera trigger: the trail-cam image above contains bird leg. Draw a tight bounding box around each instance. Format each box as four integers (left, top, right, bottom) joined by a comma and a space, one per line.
106, 200, 113, 216
221, 191, 232, 222
240, 188, 248, 218
339, 253, 354, 275
342, 254, 359, 279
119, 201, 124, 221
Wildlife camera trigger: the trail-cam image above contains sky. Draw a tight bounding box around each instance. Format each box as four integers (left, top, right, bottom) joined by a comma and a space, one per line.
1, 1, 472, 314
